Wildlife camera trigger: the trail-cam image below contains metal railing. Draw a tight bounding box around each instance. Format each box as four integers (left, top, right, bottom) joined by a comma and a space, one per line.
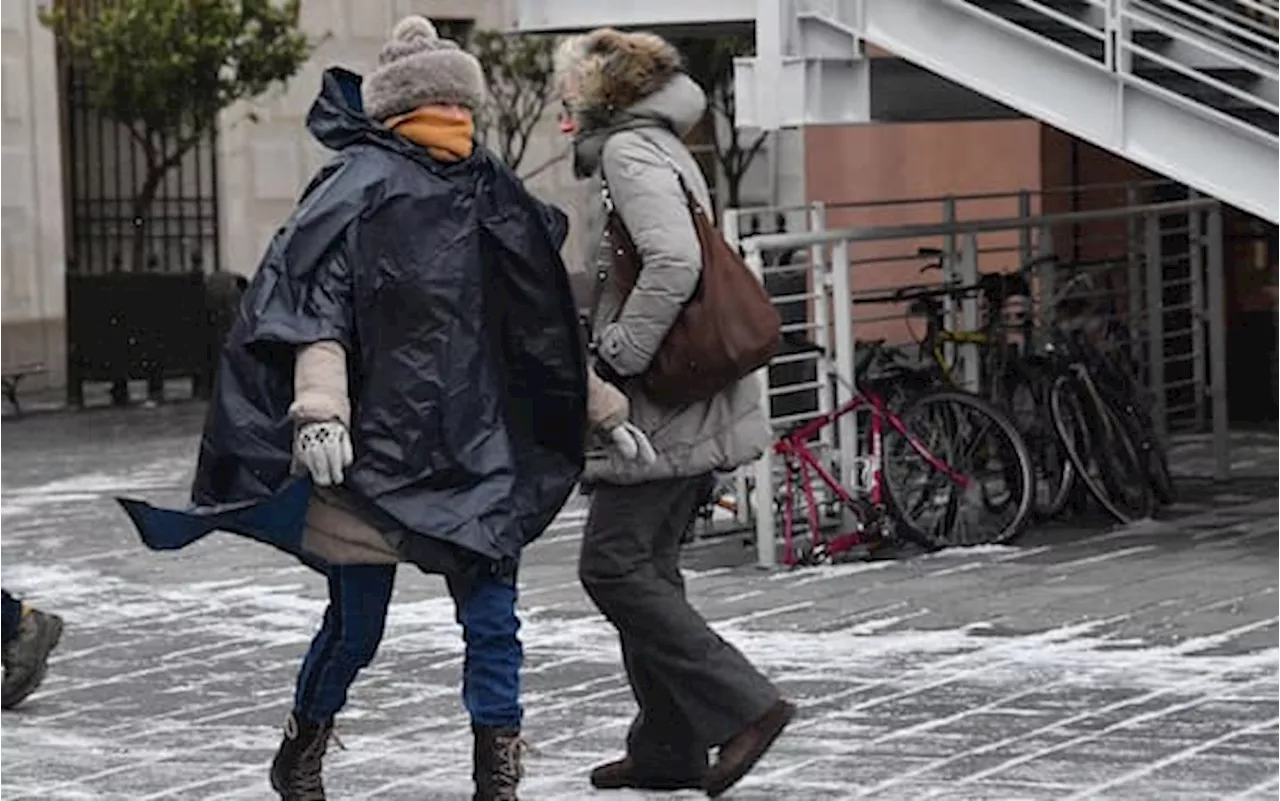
949, 0, 1279, 142
727, 195, 1227, 567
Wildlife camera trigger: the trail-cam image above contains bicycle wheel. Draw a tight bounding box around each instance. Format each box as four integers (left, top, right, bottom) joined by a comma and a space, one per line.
1093, 349, 1177, 506
1003, 362, 1075, 520
1113, 398, 1177, 506
882, 390, 1035, 549
1048, 375, 1155, 524
1145, 433, 1176, 506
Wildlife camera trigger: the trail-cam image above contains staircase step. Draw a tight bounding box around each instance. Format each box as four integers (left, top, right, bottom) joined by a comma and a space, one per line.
964, 0, 1091, 18
1134, 63, 1278, 134
1134, 0, 1279, 63
963, 0, 1173, 63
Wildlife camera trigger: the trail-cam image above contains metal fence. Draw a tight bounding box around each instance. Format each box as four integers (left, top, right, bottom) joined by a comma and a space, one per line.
722, 191, 1227, 566
60, 21, 221, 276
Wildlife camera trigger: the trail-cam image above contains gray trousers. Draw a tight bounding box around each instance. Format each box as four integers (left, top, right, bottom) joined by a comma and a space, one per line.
579, 475, 779, 776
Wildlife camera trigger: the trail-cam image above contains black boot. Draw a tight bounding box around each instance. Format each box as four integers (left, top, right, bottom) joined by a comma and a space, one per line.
1, 605, 63, 710
473, 724, 525, 801
269, 710, 332, 801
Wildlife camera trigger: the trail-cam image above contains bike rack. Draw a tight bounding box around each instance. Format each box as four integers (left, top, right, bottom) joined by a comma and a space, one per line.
730, 194, 1229, 568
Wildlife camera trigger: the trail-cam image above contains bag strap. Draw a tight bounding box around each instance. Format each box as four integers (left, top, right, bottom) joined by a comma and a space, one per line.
587, 167, 620, 332
589, 131, 705, 332
633, 132, 706, 210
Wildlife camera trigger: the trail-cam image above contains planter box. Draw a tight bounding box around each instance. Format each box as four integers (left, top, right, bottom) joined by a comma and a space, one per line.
66, 272, 245, 406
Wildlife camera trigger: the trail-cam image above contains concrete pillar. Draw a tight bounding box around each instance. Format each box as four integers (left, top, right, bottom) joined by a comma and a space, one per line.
1, 0, 68, 389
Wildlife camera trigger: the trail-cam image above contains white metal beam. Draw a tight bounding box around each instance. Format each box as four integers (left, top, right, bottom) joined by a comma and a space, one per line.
737, 0, 1278, 222
514, 0, 754, 32
855, 0, 1277, 222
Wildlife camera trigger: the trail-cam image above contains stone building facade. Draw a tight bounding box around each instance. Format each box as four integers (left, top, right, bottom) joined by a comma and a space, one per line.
0, 0, 596, 393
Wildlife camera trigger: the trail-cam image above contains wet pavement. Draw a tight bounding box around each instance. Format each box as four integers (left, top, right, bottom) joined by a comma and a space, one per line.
1, 403, 1276, 800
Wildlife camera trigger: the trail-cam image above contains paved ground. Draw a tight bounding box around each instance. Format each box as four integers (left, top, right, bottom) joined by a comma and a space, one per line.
1, 403, 1276, 800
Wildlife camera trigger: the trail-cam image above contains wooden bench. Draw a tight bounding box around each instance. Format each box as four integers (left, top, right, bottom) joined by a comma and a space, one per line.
2, 362, 47, 417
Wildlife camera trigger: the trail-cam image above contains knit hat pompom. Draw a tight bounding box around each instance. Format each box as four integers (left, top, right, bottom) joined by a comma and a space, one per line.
364, 15, 485, 120
391, 15, 437, 44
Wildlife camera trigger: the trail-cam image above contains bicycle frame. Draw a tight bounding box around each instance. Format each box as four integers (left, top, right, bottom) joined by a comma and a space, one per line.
774, 383, 973, 566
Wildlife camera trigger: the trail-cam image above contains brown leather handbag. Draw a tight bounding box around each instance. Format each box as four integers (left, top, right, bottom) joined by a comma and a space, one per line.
602, 156, 782, 407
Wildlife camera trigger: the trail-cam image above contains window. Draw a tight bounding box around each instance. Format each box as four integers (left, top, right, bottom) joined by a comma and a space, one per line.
434, 19, 476, 46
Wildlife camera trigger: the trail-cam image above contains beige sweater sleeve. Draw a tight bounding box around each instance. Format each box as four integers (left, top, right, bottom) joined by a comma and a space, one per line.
290, 340, 351, 427
293, 341, 623, 432
587, 369, 630, 431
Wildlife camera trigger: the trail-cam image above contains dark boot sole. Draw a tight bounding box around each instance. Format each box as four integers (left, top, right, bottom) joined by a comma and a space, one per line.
1, 614, 63, 710
703, 700, 797, 798
269, 773, 326, 801
591, 776, 705, 791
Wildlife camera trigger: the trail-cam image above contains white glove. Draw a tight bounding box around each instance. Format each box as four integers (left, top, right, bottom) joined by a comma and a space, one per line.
607, 421, 657, 465
294, 421, 354, 487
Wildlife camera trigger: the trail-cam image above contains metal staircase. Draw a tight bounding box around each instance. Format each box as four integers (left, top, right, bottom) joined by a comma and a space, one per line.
735, 0, 1279, 222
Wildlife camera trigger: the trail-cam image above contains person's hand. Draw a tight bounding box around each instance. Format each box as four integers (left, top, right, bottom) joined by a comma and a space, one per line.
293, 421, 354, 486
607, 421, 657, 465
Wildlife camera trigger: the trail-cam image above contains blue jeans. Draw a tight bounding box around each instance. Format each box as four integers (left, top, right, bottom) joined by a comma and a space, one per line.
2, 590, 20, 645
294, 565, 523, 727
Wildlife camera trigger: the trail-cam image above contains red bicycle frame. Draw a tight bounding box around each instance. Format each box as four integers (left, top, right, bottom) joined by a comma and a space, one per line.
774, 384, 972, 566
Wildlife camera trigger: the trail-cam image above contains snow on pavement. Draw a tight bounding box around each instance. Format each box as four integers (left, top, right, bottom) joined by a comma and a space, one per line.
1, 409, 1275, 800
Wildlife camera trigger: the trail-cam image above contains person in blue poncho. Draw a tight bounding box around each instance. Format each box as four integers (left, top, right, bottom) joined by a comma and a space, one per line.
119, 16, 653, 801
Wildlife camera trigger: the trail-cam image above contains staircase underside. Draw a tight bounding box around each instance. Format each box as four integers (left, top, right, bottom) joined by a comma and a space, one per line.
514, 0, 1279, 221
739, 0, 1278, 221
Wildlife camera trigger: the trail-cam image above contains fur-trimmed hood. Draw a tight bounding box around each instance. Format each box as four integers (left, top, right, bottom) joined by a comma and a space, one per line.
557, 29, 707, 178
555, 28, 687, 129
568, 73, 707, 178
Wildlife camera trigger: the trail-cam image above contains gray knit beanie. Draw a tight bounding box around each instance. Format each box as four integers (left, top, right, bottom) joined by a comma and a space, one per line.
363, 16, 486, 121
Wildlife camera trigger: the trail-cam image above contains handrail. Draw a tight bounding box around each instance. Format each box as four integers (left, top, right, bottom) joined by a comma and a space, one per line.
1128, 3, 1279, 69
1007, 0, 1108, 41
941, 0, 1280, 142
1122, 35, 1279, 114
1146, 0, 1280, 49
740, 197, 1219, 252
945, 0, 1109, 70
726, 179, 1180, 223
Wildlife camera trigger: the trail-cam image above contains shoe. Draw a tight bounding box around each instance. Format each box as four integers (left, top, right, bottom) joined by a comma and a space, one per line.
473, 724, 525, 801
1, 606, 64, 710
269, 710, 333, 801
703, 699, 797, 798
589, 756, 705, 791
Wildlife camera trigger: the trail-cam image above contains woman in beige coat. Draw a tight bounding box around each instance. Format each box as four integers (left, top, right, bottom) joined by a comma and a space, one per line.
555, 28, 796, 799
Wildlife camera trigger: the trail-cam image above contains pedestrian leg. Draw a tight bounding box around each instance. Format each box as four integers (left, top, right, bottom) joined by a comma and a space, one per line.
271, 563, 395, 800
578, 477, 779, 750
449, 570, 524, 801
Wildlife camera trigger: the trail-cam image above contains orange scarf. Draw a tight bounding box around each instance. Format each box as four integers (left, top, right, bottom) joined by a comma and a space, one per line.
385, 108, 475, 162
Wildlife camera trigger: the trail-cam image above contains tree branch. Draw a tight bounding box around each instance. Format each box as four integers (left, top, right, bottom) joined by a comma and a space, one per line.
519, 148, 569, 182
732, 131, 769, 179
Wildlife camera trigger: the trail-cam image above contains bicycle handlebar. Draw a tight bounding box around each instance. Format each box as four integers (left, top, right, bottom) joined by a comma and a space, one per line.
1049, 271, 1096, 308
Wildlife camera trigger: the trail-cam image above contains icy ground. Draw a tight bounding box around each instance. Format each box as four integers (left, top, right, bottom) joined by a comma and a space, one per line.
1, 406, 1276, 800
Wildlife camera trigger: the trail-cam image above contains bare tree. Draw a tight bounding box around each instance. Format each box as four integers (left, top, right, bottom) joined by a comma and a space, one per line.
471, 30, 558, 175
676, 35, 767, 210
41, 0, 312, 272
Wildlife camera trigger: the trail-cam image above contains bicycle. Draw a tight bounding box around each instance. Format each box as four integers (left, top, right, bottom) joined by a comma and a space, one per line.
772, 334, 1034, 565
855, 255, 1075, 521
1037, 269, 1172, 522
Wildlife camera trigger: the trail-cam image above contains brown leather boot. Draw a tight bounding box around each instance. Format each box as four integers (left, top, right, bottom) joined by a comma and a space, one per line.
473, 724, 525, 801
269, 710, 332, 801
589, 756, 705, 791
703, 699, 797, 798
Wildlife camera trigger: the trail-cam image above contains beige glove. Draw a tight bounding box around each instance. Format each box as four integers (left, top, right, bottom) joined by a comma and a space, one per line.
290, 340, 351, 427
587, 369, 628, 431
587, 371, 656, 465
290, 340, 354, 484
